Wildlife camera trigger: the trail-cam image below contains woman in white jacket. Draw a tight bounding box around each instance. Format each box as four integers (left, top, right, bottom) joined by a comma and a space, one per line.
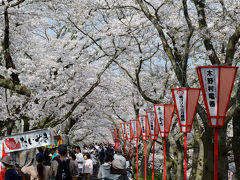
83, 153, 93, 180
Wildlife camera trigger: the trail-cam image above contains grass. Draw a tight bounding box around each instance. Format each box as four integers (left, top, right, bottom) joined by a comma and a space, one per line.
133, 167, 162, 180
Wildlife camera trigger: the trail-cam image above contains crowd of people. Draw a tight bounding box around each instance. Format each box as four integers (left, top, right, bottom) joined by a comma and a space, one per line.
1, 143, 133, 180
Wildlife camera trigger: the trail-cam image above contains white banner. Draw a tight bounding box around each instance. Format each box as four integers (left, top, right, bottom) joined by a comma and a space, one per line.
131, 121, 137, 137
201, 68, 218, 125
155, 105, 165, 137
147, 112, 155, 136
2, 129, 53, 153
121, 124, 126, 138
139, 116, 146, 136
125, 123, 131, 140
173, 89, 187, 131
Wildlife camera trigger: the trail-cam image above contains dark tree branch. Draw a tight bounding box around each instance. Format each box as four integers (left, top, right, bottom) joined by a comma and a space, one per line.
193, 0, 221, 65
225, 25, 240, 65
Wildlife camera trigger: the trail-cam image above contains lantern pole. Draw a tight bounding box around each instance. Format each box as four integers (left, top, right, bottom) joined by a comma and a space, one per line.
145, 140, 147, 180
163, 138, 166, 180
184, 133, 187, 180
136, 140, 139, 180
129, 141, 131, 158
152, 140, 155, 180
214, 128, 218, 180
124, 140, 126, 153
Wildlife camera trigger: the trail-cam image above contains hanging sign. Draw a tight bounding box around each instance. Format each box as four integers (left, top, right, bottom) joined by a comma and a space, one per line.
2, 129, 53, 153
110, 128, 119, 142
125, 123, 133, 142
120, 123, 127, 140
146, 111, 159, 140
138, 115, 149, 140
130, 120, 141, 141
171, 88, 201, 133
197, 66, 238, 127
171, 88, 201, 180
154, 104, 174, 138
197, 66, 238, 180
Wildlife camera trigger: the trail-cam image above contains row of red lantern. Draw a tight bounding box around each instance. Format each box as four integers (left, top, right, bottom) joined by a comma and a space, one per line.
112, 66, 238, 180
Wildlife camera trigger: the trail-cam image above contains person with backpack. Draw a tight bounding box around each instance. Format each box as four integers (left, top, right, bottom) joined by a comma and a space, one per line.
50, 144, 78, 180
21, 152, 50, 180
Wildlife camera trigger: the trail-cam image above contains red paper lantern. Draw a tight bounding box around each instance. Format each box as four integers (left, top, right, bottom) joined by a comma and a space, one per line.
197, 66, 238, 127
171, 88, 201, 133
138, 115, 150, 140
154, 104, 174, 138
120, 123, 127, 140
125, 122, 133, 142
146, 111, 159, 140
197, 66, 238, 180
130, 119, 141, 141
110, 128, 119, 142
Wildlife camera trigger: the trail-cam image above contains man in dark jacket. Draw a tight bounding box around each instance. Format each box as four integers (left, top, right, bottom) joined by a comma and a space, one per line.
2, 156, 21, 180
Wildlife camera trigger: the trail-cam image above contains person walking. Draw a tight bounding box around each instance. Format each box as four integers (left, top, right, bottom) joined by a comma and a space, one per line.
110, 159, 129, 180
124, 153, 133, 180
97, 154, 114, 179
113, 149, 126, 166
82, 153, 93, 180
90, 150, 98, 175
75, 146, 84, 179
50, 144, 78, 180
21, 152, 50, 180
2, 156, 21, 180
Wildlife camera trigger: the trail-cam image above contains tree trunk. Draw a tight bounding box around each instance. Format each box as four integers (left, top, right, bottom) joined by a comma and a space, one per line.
202, 128, 214, 180
175, 139, 184, 180
195, 131, 204, 180
189, 140, 199, 180
218, 127, 228, 180
233, 106, 240, 179
232, 80, 240, 180
165, 138, 173, 180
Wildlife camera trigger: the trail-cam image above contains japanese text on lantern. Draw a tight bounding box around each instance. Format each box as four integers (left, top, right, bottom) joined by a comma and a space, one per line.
132, 121, 137, 137
126, 124, 131, 138
202, 68, 218, 118
177, 90, 185, 122
140, 117, 145, 134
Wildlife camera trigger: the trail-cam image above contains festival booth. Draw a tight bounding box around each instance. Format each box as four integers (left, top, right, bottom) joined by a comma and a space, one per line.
0, 129, 54, 179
